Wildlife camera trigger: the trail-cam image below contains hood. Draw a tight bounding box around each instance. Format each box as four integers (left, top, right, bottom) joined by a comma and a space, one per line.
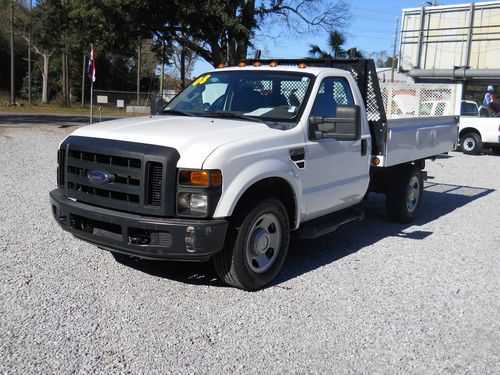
70, 115, 275, 168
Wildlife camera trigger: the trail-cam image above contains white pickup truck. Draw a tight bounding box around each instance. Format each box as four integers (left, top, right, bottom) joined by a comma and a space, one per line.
459, 100, 500, 155
50, 59, 458, 290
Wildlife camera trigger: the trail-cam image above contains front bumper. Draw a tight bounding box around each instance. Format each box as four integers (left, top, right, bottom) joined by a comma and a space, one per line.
50, 189, 228, 261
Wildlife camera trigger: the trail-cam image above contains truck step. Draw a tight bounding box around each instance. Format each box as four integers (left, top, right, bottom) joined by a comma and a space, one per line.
297, 208, 364, 240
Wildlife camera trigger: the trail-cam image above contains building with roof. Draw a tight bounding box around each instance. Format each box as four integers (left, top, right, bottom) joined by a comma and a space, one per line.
399, 1, 500, 100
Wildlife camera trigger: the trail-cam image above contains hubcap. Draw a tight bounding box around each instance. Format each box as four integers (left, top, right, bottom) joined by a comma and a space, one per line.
463, 137, 475, 151
406, 175, 421, 213
246, 213, 281, 273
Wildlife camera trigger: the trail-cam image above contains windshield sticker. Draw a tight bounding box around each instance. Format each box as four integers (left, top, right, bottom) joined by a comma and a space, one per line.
244, 107, 274, 116
192, 74, 211, 87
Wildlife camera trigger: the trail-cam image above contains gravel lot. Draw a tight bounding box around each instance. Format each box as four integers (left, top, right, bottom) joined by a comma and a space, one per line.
1, 125, 499, 374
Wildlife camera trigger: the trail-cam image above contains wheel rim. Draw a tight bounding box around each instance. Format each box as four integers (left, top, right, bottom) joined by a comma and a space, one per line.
246, 213, 281, 274
463, 137, 476, 152
406, 175, 421, 213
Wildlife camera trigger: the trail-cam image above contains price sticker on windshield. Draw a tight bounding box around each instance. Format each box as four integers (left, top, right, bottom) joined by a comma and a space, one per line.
192, 74, 211, 86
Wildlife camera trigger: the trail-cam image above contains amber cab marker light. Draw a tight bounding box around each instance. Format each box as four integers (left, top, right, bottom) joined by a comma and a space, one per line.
253, 61, 262, 67
238, 62, 247, 67
269, 61, 278, 67
298, 63, 307, 69
217, 63, 226, 69
372, 157, 381, 166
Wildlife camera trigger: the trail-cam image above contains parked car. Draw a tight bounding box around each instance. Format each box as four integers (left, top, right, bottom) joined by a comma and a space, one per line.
459, 100, 500, 155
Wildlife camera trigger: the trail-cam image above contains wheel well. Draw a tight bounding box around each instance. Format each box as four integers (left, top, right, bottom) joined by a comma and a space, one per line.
369, 161, 424, 194
459, 127, 481, 139
233, 178, 297, 228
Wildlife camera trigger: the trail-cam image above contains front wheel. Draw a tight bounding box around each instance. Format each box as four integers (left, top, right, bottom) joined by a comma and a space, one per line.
385, 167, 424, 223
213, 198, 290, 291
461, 133, 482, 155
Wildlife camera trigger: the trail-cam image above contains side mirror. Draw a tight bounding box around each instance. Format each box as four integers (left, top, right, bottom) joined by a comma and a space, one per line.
150, 95, 166, 115
309, 105, 361, 141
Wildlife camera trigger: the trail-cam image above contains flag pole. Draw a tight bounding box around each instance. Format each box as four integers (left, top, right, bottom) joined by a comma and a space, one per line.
90, 44, 94, 124
90, 81, 94, 124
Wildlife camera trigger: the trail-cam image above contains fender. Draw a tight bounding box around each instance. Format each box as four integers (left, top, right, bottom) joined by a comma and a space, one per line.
459, 126, 482, 140
213, 158, 304, 230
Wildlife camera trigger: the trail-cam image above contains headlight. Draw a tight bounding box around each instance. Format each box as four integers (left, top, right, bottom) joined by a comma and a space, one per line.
176, 169, 222, 218
177, 192, 208, 216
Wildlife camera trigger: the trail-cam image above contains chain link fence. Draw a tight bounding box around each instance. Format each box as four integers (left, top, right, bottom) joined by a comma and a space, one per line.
92, 90, 153, 113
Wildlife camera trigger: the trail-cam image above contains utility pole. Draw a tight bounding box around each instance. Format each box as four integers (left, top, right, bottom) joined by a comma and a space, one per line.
61, 0, 69, 107
159, 39, 164, 98
180, 45, 186, 88
391, 17, 400, 83
81, 53, 86, 107
136, 42, 141, 105
28, 0, 32, 104
10, 1, 15, 106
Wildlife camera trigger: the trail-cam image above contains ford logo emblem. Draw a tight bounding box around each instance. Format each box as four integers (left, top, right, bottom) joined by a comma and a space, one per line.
88, 169, 114, 184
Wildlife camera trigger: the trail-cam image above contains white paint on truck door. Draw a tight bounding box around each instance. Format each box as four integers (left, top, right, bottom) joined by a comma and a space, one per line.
301, 76, 370, 221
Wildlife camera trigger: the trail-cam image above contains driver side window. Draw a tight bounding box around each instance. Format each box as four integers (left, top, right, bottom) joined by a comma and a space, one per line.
311, 77, 354, 118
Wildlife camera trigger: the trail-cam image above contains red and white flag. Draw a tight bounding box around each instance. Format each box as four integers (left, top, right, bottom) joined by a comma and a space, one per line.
87, 47, 96, 83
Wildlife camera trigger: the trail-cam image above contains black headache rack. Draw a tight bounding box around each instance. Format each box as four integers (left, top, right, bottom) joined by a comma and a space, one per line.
245, 58, 388, 155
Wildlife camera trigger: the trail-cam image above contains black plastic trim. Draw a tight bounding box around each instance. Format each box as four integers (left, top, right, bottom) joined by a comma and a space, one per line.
60, 136, 180, 217
50, 189, 227, 261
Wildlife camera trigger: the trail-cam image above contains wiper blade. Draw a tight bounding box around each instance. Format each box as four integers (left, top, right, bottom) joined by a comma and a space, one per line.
161, 109, 194, 116
201, 111, 264, 123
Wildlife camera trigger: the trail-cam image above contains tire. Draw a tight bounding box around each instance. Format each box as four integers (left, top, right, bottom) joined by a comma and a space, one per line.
385, 166, 424, 223
213, 198, 290, 291
461, 133, 482, 155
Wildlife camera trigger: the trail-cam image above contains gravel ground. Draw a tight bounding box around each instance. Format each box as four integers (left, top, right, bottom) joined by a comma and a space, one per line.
0, 125, 499, 374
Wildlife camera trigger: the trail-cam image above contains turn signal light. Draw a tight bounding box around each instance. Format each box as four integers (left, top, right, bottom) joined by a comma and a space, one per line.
179, 170, 222, 187
211, 171, 222, 186
371, 157, 381, 166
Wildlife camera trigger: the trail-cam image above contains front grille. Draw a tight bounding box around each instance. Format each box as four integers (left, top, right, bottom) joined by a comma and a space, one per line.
59, 136, 180, 217
147, 162, 163, 206
66, 150, 143, 206
57, 149, 65, 187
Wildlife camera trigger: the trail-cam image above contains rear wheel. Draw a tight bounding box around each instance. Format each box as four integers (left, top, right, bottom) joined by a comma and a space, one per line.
213, 198, 290, 291
461, 133, 482, 155
386, 166, 424, 223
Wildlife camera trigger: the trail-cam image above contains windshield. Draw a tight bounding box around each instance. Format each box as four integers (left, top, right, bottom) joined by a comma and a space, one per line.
163, 70, 314, 123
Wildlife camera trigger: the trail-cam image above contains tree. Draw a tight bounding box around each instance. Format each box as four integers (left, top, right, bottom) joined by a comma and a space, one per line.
368, 50, 395, 68
165, 42, 198, 81
0, 1, 27, 100
308, 30, 364, 59
149, 0, 350, 67
18, 0, 64, 103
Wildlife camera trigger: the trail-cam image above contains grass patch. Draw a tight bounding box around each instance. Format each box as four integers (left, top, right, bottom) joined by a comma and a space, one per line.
0, 101, 138, 117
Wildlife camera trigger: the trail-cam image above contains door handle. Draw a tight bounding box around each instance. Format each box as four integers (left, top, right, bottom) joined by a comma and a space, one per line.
361, 139, 367, 156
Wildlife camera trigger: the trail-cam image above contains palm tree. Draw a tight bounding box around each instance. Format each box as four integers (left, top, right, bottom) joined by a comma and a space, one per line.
308, 30, 363, 59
